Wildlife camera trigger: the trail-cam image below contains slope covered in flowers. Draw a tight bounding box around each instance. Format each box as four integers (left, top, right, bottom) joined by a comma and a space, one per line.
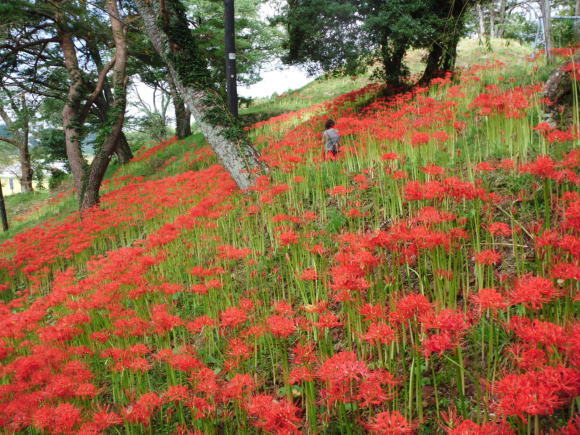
0, 53, 578, 434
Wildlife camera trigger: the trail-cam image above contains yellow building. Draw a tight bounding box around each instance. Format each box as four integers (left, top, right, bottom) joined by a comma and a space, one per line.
0, 170, 22, 196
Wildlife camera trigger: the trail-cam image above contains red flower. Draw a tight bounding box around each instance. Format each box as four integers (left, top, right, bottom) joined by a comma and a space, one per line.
474, 249, 502, 266
267, 315, 296, 338
471, 288, 507, 312
366, 410, 415, 434
361, 322, 396, 345
220, 306, 248, 329
509, 275, 560, 310
246, 394, 302, 434
298, 268, 318, 281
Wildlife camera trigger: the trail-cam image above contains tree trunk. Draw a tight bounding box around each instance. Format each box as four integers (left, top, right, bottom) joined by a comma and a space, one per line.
421, 43, 444, 84
489, 5, 495, 39
133, 0, 266, 190
539, 0, 553, 62
80, 0, 128, 211
574, 0, 580, 46
0, 181, 8, 231
18, 144, 33, 193
543, 55, 580, 126
476, 1, 486, 41
58, 25, 89, 196
420, 0, 466, 84
497, 0, 507, 38
168, 73, 191, 139
381, 41, 408, 87
115, 131, 133, 163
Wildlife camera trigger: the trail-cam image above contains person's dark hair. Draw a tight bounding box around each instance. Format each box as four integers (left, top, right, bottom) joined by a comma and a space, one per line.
325, 119, 335, 129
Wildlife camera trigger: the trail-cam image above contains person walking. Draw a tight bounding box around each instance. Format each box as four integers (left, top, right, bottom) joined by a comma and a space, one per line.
323, 119, 341, 159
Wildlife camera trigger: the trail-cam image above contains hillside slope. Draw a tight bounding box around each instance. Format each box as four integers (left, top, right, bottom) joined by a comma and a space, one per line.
0, 46, 578, 434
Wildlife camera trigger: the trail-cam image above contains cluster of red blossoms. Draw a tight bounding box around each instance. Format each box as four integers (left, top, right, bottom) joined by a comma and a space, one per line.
0, 49, 579, 434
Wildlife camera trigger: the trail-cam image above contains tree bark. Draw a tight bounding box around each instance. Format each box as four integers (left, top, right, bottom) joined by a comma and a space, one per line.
489, 5, 495, 39
497, 0, 507, 38
133, 0, 266, 190
80, 0, 128, 211
543, 55, 580, 126
476, 1, 486, 41
115, 131, 133, 163
58, 25, 88, 195
0, 181, 8, 231
574, 0, 580, 46
18, 143, 33, 192
419, 0, 467, 84
168, 73, 191, 139
539, 0, 553, 62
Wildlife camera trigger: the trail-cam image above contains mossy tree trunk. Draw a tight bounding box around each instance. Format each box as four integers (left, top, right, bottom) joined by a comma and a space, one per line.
57, 0, 129, 211
133, 0, 267, 190
80, 0, 129, 211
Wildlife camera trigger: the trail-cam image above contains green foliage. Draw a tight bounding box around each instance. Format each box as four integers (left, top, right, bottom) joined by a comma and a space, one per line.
186, 0, 284, 89
283, 0, 471, 83
160, 0, 248, 145
48, 168, 68, 190
35, 128, 70, 171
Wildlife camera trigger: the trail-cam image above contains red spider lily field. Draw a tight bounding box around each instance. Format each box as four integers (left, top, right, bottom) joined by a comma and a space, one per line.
0, 53, 579, 434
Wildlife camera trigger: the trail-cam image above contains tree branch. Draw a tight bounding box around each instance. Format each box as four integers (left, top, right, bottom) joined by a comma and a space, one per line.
0, 136, 18, 147
79, 57, 116, 122
0, 37, 59, 52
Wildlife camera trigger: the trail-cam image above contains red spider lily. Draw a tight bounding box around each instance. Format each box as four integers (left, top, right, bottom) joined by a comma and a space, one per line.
279, 231, 299, 246
220, 306, 248, 329
221, 374, 255, 402
359, 303, 386, 322
318, 351, 370, 407
445, 419, 515, 434
292, 341, 318, 365
492, 366, 580, 421
267, 315, 296, 338
33, 402, 82, 434
89, 409, 123, 432
246, 394, 302, 434
508, 275, 560, 310
361, 322, 396, 345
163, 385, 191, 403
356, 369, 399, 407
298, 268, 318, 281
505, 343, 547, 370
327, 185, 353, 196
471, 288, 508, 312
314, 311, 343, 329
474, 249, 502, 266
289, 366, 314, 384
475, 161, 496, 172
390, 293, 433, 324
217, 244, 253, 260
365, 410, 416, 434
487, 222, 512, 237
123, 392, 162, 425
506, 316, 567, 352
186, 315, 216, 334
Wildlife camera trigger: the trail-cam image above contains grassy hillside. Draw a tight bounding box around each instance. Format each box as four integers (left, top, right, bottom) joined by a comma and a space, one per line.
0, 42, 578, 434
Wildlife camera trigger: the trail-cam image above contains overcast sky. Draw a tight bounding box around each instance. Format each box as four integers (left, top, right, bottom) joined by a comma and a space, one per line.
128, 63, 313, 120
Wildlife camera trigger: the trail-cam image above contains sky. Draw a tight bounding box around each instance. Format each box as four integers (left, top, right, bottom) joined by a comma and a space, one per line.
128, 63, 313, 120
238, 63, 313, 98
